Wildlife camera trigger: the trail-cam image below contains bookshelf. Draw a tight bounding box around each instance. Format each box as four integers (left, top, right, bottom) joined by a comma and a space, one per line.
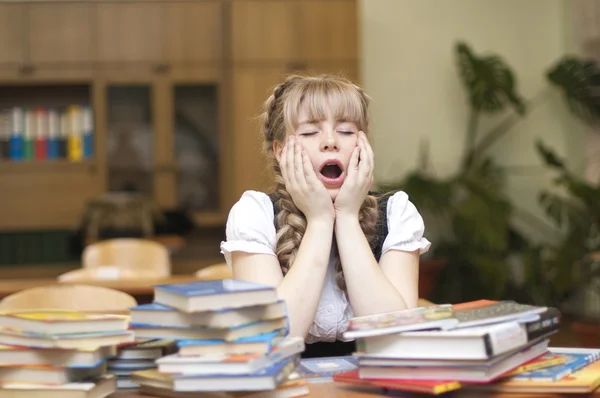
0, 0, 358, 264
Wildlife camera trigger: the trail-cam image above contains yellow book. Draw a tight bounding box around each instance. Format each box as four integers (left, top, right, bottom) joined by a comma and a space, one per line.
0, 309, 129, 335
67, 105, 82, 161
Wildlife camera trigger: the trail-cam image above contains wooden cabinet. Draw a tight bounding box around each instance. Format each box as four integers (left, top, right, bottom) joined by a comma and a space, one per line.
163, 1, 224, 65
231, 0, 358, 64
28, 3, 95, 65
96, 3, 164, 64
0, 0, 358, 232
0, 4, 26, 69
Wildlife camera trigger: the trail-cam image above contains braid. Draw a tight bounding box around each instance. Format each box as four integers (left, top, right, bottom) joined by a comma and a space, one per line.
334, 194, 379, 293
273, 164, 307, 275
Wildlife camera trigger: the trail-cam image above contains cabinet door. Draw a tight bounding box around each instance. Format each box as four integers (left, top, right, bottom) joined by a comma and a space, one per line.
0, 4, 26, 68
105, 84, 156, 197
231, 0, 297, 62
231, 67, 289, 200
164, 2, 223, 64
96, 3, 164, 64
27, 3, 95, 65
231, 0, 357, 63
295, 0, 358, 61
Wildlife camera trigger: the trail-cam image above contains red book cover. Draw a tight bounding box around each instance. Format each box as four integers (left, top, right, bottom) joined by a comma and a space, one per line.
333, 370, 462, 395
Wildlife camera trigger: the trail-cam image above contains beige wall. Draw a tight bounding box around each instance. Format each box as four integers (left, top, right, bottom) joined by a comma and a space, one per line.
359, 0, 583, 239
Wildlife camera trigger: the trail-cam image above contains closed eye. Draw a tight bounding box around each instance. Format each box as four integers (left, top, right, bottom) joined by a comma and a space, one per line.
300, 131, 318, 136
338, 131, 355, 135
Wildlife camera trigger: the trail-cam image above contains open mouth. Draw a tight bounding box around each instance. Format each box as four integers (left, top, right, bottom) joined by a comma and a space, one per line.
319, 160, 344, 184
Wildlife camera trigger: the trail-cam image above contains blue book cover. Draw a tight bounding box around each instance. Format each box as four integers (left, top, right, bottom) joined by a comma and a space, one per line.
130, 300, 285, 314
154, 279, 275, 297
511, 347, 600, 381
177, 329, 285, 348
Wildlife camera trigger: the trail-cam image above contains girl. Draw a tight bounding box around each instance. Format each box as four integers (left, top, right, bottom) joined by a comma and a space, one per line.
220, 74, 431, 357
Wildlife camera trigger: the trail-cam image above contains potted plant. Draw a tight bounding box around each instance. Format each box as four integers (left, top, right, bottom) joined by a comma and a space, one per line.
379, 42, 534, 303
504, 56, 600, 347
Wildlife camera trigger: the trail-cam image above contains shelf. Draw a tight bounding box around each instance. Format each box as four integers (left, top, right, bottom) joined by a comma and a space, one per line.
0, 160, 96, 174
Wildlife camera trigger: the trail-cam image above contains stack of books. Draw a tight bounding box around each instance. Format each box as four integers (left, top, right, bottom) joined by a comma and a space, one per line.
0, 309, 135, 398
127, 279, 309, 397
107, 339, 177, 388
333, 299, 575, 395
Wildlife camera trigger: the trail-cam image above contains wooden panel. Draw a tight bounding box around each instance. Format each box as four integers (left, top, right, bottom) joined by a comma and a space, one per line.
231, 0, 296, 62
231, 67, 289, 199
231, 0, 357, 63
163, 1, 223, 64
96, 2, 163, 64
0, 167, 101, 230
295, 0, 358, 61
27, 3, 95, 64
0, 4, 26, 67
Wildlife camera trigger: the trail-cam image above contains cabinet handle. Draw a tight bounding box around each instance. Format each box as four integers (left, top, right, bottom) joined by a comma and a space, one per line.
287, 61, 307, 72
154, 63, 171, 74
19, 63, 36, 75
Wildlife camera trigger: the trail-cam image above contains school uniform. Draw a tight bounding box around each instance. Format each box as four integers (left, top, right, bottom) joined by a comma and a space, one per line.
220, 190, 431, 358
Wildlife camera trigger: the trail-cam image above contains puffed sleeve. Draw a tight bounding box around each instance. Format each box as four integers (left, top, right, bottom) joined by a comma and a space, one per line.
381, 191, 431, 256
220, 190, 278, 267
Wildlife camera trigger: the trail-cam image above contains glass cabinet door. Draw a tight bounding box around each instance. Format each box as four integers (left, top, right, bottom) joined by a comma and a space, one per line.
106, 85, 154, 196
172, 84, 219, 213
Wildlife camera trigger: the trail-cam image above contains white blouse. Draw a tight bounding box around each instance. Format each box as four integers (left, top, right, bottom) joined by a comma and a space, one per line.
220, 190, 431, 343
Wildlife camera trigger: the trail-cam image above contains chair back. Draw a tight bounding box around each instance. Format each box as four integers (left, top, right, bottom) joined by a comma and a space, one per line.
57, 266, 150, 282
0, 284, 137, 314
83, 238, 171, 277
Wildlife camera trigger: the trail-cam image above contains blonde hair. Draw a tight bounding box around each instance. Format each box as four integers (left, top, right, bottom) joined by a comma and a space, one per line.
260, 74, 379, 294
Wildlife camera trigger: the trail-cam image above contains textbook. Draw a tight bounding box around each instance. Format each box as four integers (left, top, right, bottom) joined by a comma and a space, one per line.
0, 309, 129, 335
156, 336, 304, 376
130, 301, 287, 328
333, 370, 461, 395
177, 330, 286, 357
0, 328, 134, 349
132, 356, 299, 392
0, 374, 116, 398
153, 280, 279, 312
0, 344, 114, 368
343, 304, 458, 339
508, 347, 600, 381
131, 318, 287, 342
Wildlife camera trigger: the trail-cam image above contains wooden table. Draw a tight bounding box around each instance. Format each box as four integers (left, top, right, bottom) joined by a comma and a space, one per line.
109, 382, 600, 398
0, 275, 198, 303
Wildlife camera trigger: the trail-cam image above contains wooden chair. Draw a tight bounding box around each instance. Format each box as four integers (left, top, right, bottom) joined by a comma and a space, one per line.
195, 262, 232, 280
57, 266, 150, 282
0, 284, 137, 314
82, 238, 171, 278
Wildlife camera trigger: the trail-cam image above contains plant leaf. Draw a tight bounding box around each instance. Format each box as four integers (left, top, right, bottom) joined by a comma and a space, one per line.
455, 42, 526, 115
547, 57, 600, 128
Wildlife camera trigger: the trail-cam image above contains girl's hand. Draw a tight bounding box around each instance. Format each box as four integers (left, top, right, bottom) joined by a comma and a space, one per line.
279, 136, 335, 223
334, 131, 374, 218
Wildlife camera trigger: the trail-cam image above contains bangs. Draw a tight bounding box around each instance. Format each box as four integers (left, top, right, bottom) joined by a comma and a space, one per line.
283, 78, 367, 132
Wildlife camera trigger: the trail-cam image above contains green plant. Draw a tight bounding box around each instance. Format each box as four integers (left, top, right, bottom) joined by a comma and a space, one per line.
381, 43, 600, 306
515, 56, 600, 319
380, 42, 532, 303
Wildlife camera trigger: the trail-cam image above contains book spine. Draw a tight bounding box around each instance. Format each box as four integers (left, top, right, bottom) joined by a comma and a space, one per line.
482, 322, 528, 357
524, 307, 561, 341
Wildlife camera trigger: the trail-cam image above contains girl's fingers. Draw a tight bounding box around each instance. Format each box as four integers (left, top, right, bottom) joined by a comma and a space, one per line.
285, 136, 299, 189
294, 138, 309, 191
358, 132, 372, 177
347, 146, 360, 179
302, 150, 321, 186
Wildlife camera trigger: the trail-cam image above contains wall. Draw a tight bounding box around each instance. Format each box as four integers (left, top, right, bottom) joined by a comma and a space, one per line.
359, 0, 583, 241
